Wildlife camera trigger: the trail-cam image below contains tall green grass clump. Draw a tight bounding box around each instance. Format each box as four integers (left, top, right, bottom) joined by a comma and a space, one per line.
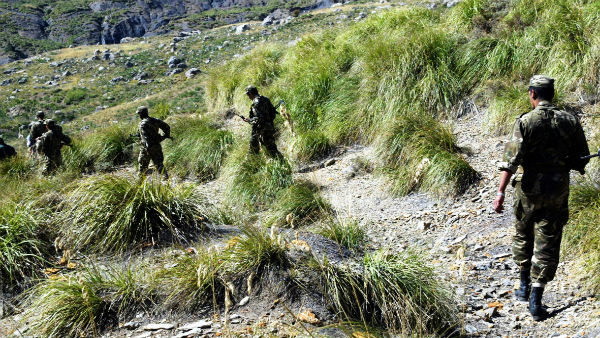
154, 248, 224, 312
223, 225, 288, 274
316, 250, 458, 335
57, 174, 207, 253
267, 181, 330, 227
222, 145, 293, 210
206, 8, 479, 195
565, 180, 600, 292
22, 265, 153, 338
317, 217, 365, 252
0, 155, 39, 179
0, 202, 50, 288
164, 116, 234, 180
379, 110, 479, 196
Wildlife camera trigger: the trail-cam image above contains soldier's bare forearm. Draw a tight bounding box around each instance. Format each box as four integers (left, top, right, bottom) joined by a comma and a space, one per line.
498, 170, 512, 194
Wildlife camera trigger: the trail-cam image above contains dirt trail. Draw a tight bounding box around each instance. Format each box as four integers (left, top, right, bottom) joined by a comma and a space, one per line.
297, 109, 600, 337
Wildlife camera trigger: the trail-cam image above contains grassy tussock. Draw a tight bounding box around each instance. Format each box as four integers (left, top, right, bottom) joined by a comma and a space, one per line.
0, 202, 49, 288
0, 155, 40, 179
316, 250, 458, 335
379, 110, 478, 196
57, 174, 207, 253
164, 116, 234, 180
565, 180, 600, 292
205, 8, 478, 196
63, 124, 136, 173
317, 217, 365, 252
223, 225, 288, 274
22, 265, 153, 338
155, 248, 224, 312
267, 181, 330, 227
222, 145, 293, 210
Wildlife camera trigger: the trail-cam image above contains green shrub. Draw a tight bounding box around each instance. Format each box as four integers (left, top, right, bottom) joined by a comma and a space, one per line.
0, 202, 49, 288
22, 264, 153, 338
164, 116, 234, 180
57, 174, 208, 253
267, 181, 330, 227
315, 250, 458, 335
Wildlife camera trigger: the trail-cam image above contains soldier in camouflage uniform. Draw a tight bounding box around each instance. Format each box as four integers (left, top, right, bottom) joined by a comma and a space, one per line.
0, 137, 17, 161
28, 111, 47, 152
244, 86, 283, 158
136, 106, 171, 179
494, 75, 590, 321
36, 119, 72, 175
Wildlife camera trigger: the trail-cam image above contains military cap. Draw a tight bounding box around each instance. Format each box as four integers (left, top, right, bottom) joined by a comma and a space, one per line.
136, 106, 149, 114
36, 111, 45, 118
245, 85, 258, 95
529, 75, 554, 89
45, 119, 56, 127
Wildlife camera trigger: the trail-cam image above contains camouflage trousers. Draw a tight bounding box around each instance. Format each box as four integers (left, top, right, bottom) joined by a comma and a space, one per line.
139, 144, 167, 178
512, 182, 569, 284
250, 127, 282, 158
42, 154, 62, 175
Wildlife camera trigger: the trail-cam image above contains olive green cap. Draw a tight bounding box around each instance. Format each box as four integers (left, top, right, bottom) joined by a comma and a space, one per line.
45, 119, 56, 127
136, 106, 149, 114
529, 75, 554, 89
36, 111, 45, 118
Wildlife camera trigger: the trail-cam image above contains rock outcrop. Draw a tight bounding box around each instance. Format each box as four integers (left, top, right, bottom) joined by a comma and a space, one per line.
0, 0, 346, 64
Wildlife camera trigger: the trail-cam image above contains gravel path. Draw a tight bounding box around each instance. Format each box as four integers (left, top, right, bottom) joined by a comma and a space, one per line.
297, 109, 600, 337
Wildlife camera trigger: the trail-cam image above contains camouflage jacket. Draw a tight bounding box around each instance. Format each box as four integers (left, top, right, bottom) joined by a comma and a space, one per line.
248, 95, 278, 130
36, 129, 71, 159
500, 101, 589, 194
29, 120, 46, 141
138, 117, 170, 148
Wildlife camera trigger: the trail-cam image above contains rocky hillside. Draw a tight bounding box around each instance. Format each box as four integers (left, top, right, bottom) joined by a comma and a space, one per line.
0, 0, 339, 64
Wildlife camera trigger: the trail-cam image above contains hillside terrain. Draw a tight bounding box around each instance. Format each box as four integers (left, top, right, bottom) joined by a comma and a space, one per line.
1, 0, 600, 337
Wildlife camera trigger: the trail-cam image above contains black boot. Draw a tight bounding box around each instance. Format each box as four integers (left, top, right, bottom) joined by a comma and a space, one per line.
515, 269, 531, 302
529, 286, 549, 321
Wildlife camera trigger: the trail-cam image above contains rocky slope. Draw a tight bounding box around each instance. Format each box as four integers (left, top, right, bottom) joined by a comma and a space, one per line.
0, 0, 339, 64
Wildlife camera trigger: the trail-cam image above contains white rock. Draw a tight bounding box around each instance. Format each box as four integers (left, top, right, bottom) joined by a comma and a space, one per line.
239, 296, 250, 306
180, 319, 212, 330
143, 323, 175, 330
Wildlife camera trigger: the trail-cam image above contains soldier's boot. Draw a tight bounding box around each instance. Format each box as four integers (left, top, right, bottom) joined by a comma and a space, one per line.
515, 269, 531, 302
529, 286, 549, 321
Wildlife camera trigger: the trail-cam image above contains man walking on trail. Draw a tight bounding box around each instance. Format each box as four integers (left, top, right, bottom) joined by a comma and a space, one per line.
136, 106, 171, 179
28, 111, 47, 153
36, 119, 72, 174
0, 137, 17, 160
493, 75, 590, 321
244, 86, 283, 159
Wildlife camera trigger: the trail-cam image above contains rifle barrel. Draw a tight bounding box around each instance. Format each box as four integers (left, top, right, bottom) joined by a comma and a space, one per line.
581, 150, 600, 160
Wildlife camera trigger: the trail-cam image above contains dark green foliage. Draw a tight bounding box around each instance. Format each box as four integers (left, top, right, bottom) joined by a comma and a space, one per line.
64, 88, 88, 105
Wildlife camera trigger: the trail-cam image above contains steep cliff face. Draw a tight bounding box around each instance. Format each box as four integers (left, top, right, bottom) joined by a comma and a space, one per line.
0, 0, 330, 63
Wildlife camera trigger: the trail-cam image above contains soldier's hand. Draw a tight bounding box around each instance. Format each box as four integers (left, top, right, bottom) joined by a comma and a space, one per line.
493, 195, 505, 213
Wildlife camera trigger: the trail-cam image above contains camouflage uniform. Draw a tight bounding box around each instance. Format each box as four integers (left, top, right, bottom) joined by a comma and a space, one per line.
248, 94, 282, 158
500, 98, 589, 284
36, 121, 72, 174
138, 114, 170, 178
29, 120, 46, 150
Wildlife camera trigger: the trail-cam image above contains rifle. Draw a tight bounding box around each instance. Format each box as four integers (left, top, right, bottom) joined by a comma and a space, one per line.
581, 150, 600, 161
